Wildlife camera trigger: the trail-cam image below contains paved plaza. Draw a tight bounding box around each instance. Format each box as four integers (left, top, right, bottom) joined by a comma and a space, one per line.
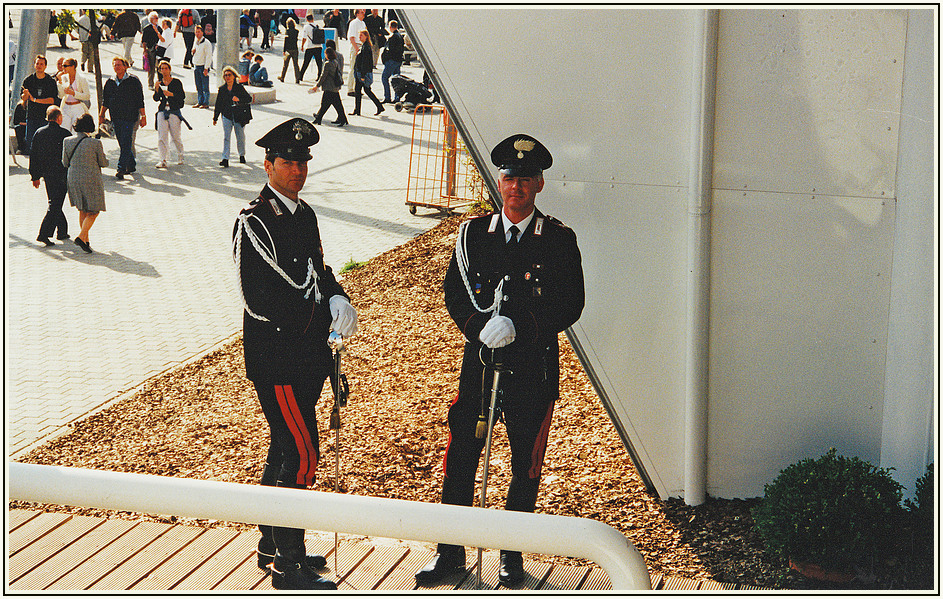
6, 20, 450, 457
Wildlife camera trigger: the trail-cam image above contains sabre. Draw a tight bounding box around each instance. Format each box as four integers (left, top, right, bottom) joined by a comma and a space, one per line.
475, 346, 510, 589
328, 331, 349, 578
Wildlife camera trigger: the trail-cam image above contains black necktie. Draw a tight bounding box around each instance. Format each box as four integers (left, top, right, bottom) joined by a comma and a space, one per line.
507, 225, 520, 247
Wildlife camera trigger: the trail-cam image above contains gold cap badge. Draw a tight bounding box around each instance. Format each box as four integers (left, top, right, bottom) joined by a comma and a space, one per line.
513, 138, 535, 159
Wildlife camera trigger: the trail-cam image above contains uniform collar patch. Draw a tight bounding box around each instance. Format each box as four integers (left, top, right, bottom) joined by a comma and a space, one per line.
488, 213, 500, 233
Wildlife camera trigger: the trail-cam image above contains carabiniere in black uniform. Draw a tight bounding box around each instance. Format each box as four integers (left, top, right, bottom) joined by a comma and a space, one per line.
420, 133, 585, 587
233, 118, 351, 591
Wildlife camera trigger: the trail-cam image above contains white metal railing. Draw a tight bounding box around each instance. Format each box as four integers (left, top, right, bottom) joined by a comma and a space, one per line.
8, 462, 651, 590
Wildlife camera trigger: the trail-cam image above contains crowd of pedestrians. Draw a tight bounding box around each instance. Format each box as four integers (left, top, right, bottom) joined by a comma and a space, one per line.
19, 9, 423, 254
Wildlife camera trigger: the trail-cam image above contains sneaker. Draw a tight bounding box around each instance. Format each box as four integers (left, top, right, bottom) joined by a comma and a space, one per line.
219, 159, 229, 168
239, 155, 246, 164
156, 160, 167, 168
177, 157, 185, 165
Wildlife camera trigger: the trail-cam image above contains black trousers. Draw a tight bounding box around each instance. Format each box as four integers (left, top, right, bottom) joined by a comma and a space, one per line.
181, 31, 195, 66
436, 357, 555, 553
38, 178, 69, 240
298, 47, 322, 80
260, 19, 273, 48
353, 74, 382, 114
254, 378, 326, 563
314, 90, 347, 125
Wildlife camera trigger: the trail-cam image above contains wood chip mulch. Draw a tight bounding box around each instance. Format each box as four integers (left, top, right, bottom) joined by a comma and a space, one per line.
12, 213, 927, 590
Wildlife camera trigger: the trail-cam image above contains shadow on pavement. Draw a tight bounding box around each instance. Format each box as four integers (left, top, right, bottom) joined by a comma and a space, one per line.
8, 234, 161, 277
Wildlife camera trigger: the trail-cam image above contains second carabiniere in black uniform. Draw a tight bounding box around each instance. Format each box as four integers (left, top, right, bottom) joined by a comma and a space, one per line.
416, 134, 585, 588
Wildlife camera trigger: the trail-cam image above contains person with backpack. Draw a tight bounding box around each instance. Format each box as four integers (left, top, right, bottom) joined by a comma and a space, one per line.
311, 47, 347, 127
298, 14, 324, 82
175, 9, 200, 69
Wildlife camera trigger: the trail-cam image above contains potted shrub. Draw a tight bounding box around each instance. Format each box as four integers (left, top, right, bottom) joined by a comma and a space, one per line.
753, 448, 904, 582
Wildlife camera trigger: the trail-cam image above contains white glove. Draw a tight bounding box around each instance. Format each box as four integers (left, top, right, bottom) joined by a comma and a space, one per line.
478, 315, 516, 349
329, 295, 358, 338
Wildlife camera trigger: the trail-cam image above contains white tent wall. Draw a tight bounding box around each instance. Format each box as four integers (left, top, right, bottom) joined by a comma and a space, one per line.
401, 7, 936, 500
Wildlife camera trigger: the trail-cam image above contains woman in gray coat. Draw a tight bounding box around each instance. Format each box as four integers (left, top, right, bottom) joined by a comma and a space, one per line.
62, 113, 108, 253
311, 47, 348, 127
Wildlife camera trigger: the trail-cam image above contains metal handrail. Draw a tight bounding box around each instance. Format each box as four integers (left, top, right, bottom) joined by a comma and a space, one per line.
8, 462, 651, 590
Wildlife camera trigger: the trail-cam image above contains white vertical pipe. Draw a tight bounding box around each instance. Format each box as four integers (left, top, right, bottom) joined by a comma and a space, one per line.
9, 463, 651, 590
683, 9, 719, 507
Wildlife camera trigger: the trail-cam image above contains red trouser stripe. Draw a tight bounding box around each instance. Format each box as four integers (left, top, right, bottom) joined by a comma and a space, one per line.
528, 401, 555, 479
441, 391, 461, 473
274, 384, 318, 486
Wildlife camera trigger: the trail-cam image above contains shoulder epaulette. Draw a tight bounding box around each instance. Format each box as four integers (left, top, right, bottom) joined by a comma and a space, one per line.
239, 197, 264, 215
544, 215, 571, 230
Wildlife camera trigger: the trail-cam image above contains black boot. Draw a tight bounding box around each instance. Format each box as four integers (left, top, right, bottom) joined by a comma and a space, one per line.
257, 537, 327, 572
493, 476, 539, 587
415, 544, 466, 586
498, 550, 525, 587
270, 553, 338, 590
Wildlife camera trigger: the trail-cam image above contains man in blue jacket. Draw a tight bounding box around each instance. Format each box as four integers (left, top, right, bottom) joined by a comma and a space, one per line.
99, 57, 146, 180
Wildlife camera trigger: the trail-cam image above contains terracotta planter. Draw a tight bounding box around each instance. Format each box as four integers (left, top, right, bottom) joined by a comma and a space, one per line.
789, 557, 855, 583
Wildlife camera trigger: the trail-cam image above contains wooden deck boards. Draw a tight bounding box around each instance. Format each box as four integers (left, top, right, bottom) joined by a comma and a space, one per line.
7, 509, 768, 591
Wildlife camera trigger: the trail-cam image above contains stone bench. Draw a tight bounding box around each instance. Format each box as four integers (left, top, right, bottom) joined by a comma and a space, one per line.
183, 87, 277, 106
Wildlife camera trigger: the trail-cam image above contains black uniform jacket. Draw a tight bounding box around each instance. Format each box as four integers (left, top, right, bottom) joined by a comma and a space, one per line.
29, 122, 70, 181
443, 209, 585, 397
234, 185, 347, 383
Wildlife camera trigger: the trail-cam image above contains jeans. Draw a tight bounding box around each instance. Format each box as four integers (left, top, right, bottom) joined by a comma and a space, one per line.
113, 118, 137, 172
221, 115, 245, 160
194, 66, 210, 105
250, 66, 271, 86
381, 59, 402, 101
24, 118, 44, 155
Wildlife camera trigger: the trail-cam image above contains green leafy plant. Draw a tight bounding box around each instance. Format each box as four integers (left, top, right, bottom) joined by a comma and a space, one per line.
904, 463, 934, 554
340, 257, 368, 274
54, 10, 77, 35
753, 448, 904, 574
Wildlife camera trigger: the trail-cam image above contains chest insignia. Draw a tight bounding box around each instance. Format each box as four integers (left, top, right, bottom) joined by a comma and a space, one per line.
268, 197, 283, 216
534, 217, 544, 236
487, 213, 499, 233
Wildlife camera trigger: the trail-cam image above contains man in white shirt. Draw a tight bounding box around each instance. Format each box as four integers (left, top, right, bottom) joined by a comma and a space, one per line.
298, 14, 323, 82
190, 25, 213, 108
346, 9, 366, 94
75, 10, 92, 71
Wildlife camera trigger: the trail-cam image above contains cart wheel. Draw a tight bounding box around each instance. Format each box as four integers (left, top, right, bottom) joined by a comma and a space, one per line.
395, 102, 403, 112
409, 205, 417, 215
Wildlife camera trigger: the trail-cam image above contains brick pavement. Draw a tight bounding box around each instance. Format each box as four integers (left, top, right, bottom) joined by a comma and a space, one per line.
6, 22, 452, 457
